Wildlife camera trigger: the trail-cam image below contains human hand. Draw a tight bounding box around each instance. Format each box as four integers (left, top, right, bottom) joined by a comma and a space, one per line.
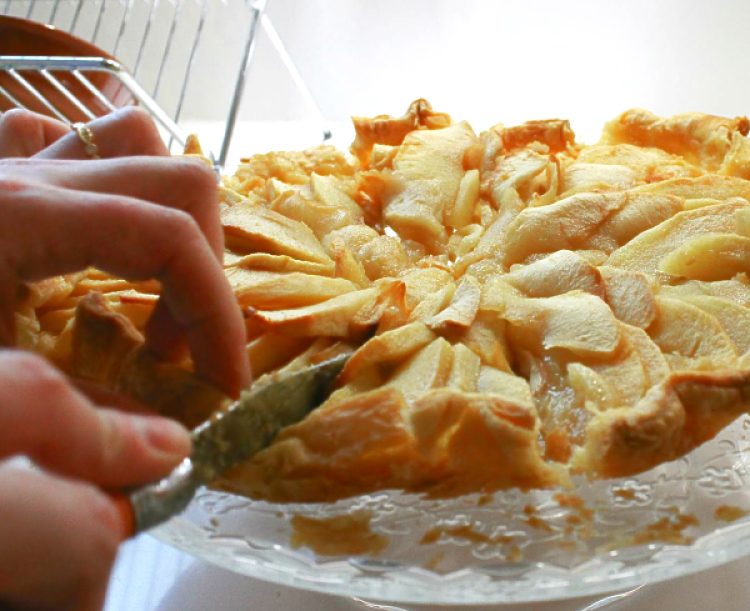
0, 108, 251, 396
0, 108, 251, 610
0, 349, 192, 611
0, 106, 168, 159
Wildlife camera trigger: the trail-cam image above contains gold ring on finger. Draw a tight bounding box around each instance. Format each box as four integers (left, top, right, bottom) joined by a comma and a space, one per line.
72, 122, 101, 160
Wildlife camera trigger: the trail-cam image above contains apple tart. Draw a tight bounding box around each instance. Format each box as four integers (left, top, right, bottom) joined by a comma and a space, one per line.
17, 101, 750, 502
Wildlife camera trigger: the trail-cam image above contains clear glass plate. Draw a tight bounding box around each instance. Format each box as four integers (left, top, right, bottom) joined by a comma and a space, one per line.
152, 415, 750, 605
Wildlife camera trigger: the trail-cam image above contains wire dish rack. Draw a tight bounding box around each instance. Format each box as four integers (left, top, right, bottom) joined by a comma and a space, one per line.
0, 0, 330, 168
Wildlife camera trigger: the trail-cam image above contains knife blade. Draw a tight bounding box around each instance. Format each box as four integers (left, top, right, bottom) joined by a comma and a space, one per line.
113, 353, 350, 535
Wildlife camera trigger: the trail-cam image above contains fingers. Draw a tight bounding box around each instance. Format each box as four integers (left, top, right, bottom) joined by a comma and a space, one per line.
0, 109, 71, 158
0, 182, 251, 396
0, 350, 192, 610
0, 466, 123, 611
35, 106, 169, 160
3, 154, 226, 368
8, 155, 224, 258
0, 350, 191, 487
0, 106, 168, 160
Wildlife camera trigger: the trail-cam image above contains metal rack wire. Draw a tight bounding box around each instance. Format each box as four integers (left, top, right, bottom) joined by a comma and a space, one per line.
0, 54, 200, 155
0, 0, 330, 168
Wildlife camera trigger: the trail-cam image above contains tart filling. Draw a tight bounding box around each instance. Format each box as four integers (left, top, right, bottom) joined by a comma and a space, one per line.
18, 101, 750, 502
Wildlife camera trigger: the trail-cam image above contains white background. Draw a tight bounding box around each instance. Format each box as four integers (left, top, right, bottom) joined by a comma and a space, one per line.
207, 0, 750, 144
12, 0, 750, 159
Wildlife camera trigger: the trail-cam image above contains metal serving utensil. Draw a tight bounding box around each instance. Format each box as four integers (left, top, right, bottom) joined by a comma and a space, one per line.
112, 353, 349, 536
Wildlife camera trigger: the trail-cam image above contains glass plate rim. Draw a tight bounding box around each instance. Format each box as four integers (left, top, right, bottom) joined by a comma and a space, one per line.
150, 416, 750, 605
151, 515, 750, 604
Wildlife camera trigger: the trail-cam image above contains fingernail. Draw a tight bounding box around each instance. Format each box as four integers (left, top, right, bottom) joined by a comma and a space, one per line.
138, 416, 191, 457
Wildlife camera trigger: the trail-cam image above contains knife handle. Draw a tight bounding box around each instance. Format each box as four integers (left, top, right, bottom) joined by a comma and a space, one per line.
109, 492, 137, 539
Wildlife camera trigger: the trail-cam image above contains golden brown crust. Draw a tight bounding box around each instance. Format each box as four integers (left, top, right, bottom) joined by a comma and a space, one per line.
69, 293, 228, 427
216, 387, 565, 502
116, 347, 230, 428
602, 108, 750, 170
350, 99, 452, 166
70, 293, 143, 386
183, 134, 204, 156
493, 119, 576, 155
573, 369, 750, 478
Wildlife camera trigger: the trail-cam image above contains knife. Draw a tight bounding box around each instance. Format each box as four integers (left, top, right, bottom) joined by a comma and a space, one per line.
110, 353, 350, 536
